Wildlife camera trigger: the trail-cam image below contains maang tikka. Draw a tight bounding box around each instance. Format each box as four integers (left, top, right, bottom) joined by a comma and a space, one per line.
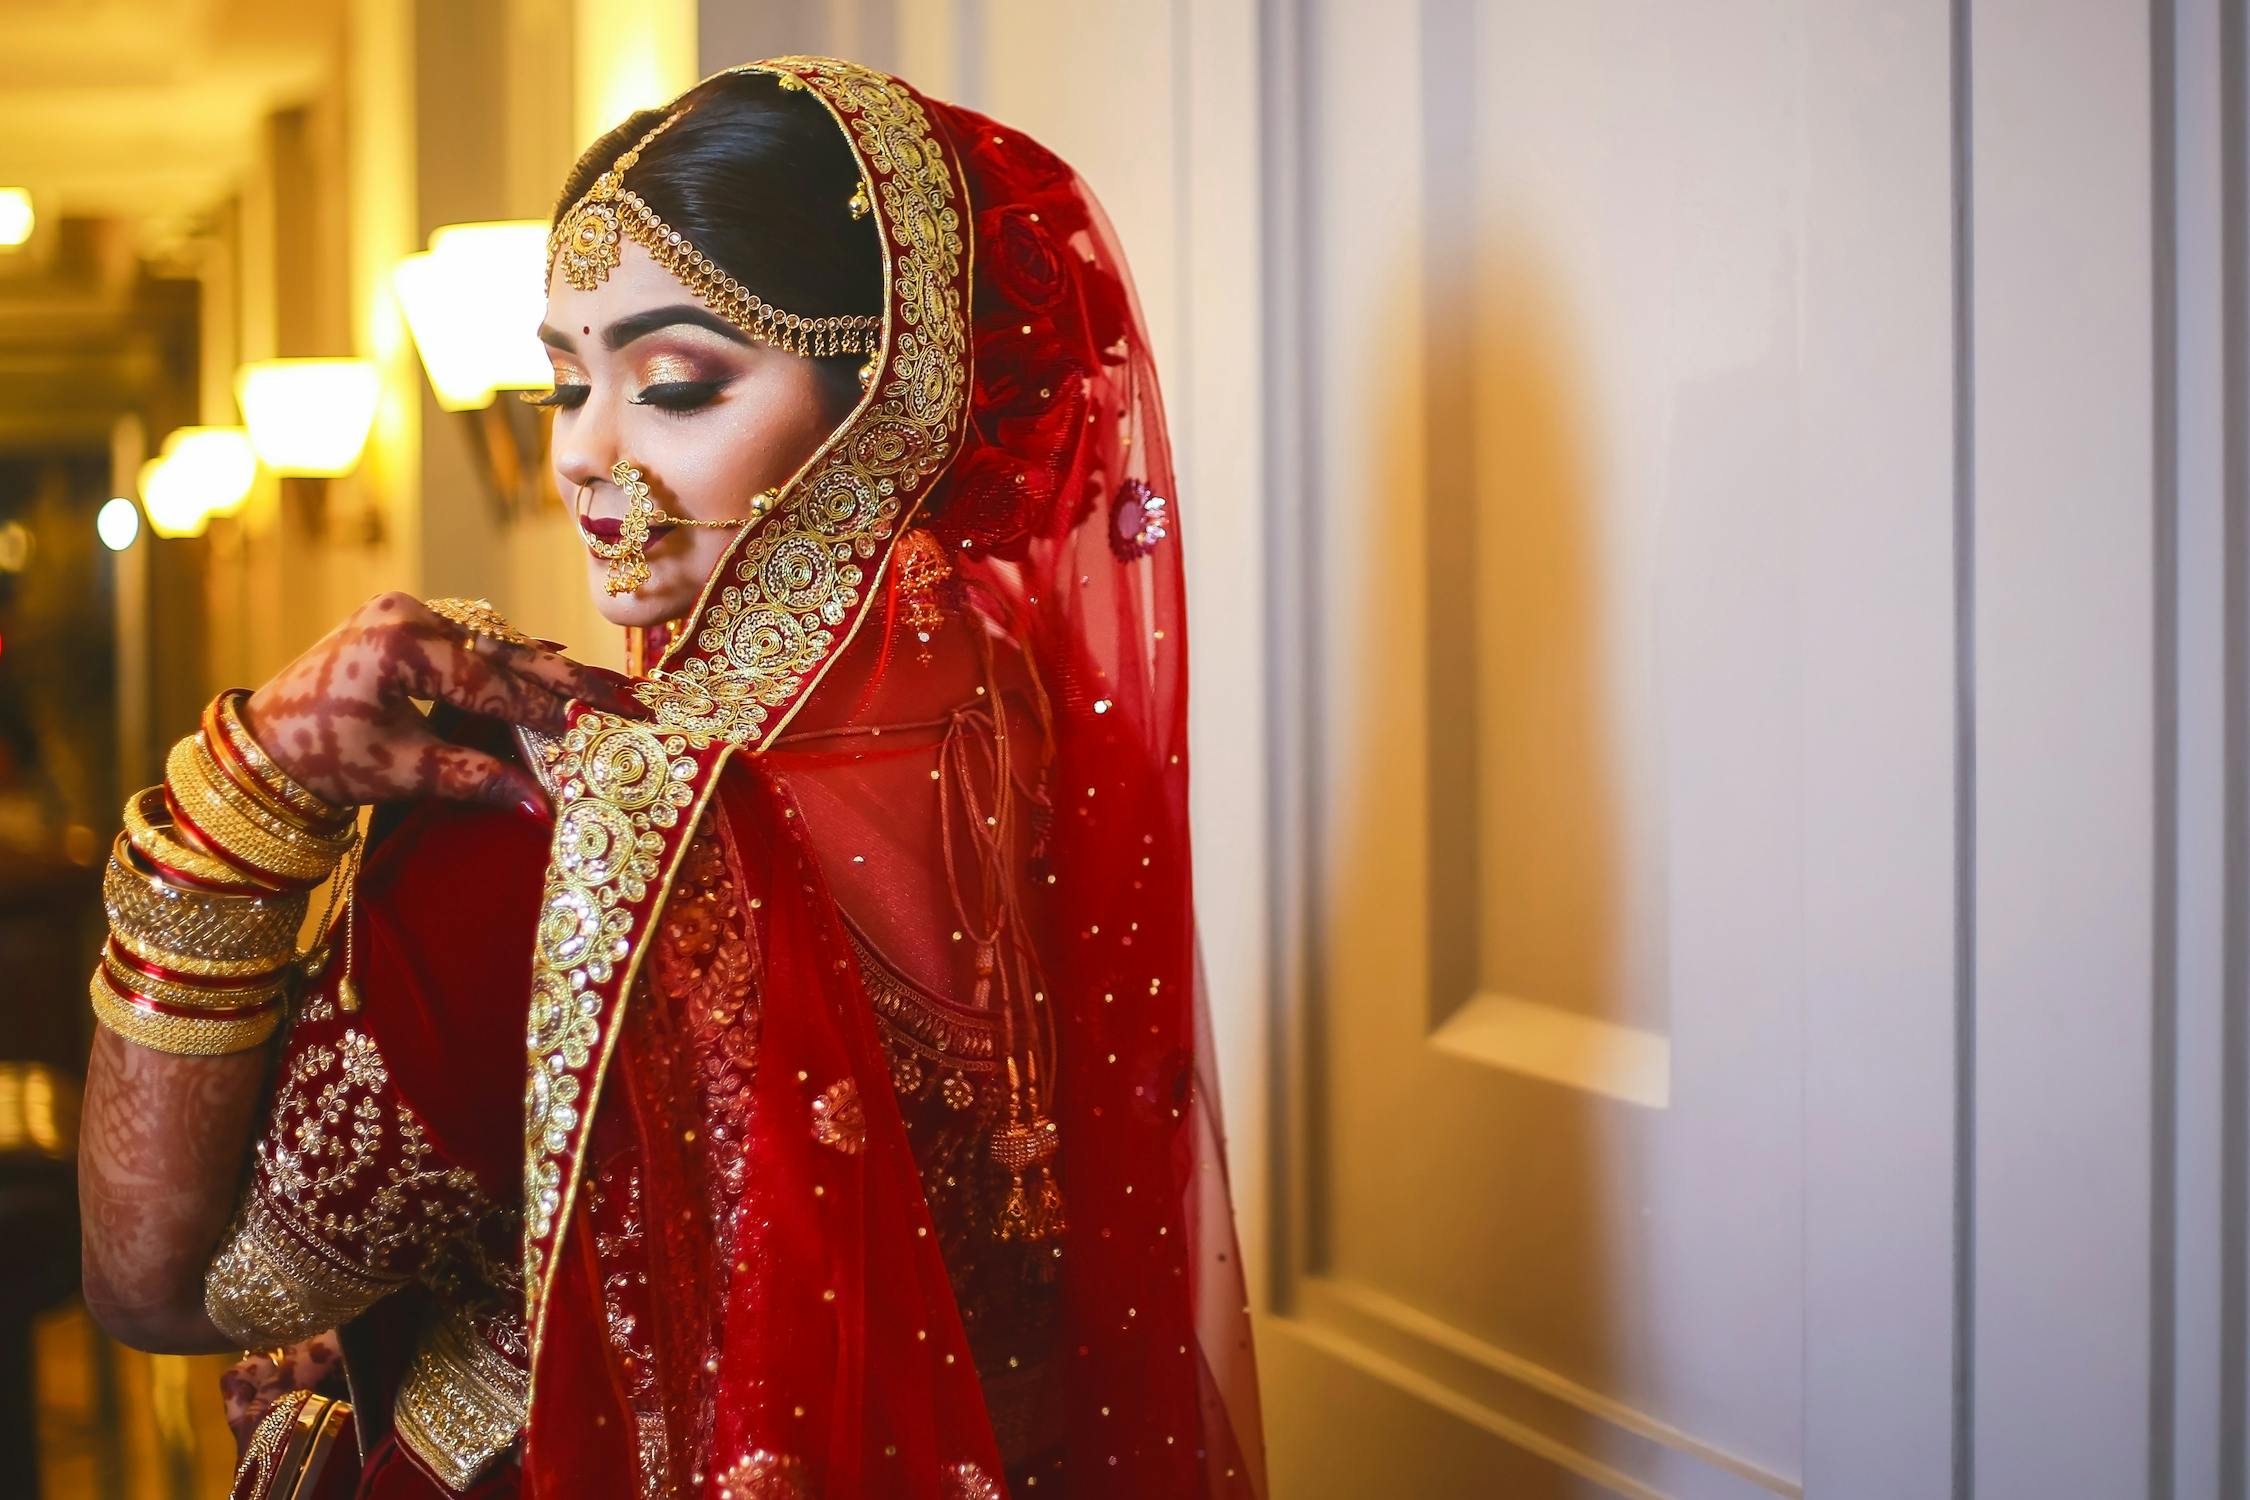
549, 110, 882, 359
579, 460, 780, 597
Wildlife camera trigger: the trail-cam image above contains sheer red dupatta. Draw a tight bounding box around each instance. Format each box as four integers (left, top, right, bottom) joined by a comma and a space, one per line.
519, 59, 1263, 1500
920, 99, 1267, 1495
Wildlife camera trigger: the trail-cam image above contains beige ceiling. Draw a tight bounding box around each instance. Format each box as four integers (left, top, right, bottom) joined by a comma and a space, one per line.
0, 0, 342, 221
0, 0, 342, 455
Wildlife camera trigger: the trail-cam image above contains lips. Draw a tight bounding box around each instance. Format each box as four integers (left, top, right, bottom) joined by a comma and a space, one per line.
578, 516, 675, 542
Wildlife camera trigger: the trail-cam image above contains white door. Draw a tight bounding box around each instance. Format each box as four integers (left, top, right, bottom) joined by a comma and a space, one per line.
701, 2, 2246, 1494
1249, 1, 2242, 1497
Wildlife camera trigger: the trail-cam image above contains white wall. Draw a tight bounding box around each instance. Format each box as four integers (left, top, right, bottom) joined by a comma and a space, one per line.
693, 3, 2250, 1494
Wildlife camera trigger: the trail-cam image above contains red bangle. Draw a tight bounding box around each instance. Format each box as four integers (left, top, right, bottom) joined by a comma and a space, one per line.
200, 701, 351, 837
103, 936, 293, 991
126, 833, 269, 896
94, 963, 281, 1023
162, 784, 313, 893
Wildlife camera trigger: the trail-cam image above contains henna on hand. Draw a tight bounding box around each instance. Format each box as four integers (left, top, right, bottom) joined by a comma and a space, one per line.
241, 592, 644, 813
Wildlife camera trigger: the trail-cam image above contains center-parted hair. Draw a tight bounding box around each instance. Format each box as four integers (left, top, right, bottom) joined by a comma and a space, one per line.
554, 71, 885, 414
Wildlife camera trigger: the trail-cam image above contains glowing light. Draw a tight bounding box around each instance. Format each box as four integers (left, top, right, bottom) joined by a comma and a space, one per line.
139, 427, 258, 538
576, 0, 694, 144
0, 189, 32, 248
96, 497, 140, 551
0, 522, 29, 572
392, 221, 551, 411
234, 358, 380, 476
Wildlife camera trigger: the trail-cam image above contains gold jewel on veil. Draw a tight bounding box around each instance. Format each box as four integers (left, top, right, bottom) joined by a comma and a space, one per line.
577, 460, 776, 597
549, 110, 883, 360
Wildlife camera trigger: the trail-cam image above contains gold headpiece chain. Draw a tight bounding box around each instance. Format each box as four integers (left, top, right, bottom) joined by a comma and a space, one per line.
548, 109, 883, 360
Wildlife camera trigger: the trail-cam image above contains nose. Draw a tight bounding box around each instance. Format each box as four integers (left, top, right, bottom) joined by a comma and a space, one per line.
551, 388, 620, 509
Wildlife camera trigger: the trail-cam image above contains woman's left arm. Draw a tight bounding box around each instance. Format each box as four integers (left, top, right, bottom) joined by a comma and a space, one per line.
78, 594, 633, 1352
78, 1029, 264, 1352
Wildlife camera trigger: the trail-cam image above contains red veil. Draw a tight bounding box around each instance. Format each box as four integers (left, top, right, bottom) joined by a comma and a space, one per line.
517, 59, 1262, 1499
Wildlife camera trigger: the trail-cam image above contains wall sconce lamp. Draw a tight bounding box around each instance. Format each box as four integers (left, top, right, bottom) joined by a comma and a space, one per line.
235, 359, 380, 477
0, 189, 33, 250
392, 221, 553, 521
138, 427, 258, 539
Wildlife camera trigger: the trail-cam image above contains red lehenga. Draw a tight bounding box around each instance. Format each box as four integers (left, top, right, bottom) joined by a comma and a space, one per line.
206, 56, 1263, 1500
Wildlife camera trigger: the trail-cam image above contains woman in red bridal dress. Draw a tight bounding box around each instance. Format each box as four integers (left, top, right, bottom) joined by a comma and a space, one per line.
76, 56, 1263, 1500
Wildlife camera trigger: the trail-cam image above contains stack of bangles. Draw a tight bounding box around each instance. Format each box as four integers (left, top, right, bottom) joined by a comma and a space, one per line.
94, 689, 357, 1056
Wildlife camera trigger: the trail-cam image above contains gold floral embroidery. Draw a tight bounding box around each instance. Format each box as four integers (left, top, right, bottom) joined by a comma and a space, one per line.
231, 1389, 352, 1498
205, 1023, 484, 1346
585, 1161, 658, 1403
235, 1389, 312, 1493
635, 58, 972, 747
524, 716, 708, 1293
526, 56, 976, 1391
205, 1197, 402, 1347
715, 1449, 813, 1500
943, 1462, 1005, 1500
810, 1077, 866, 1153
635, 1414, 671, 1500
646, 828, 760, 1210
391, 1300, 530, 1491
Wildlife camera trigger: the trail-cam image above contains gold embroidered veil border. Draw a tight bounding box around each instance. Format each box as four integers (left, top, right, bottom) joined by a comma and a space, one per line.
518, 55, 975, 1407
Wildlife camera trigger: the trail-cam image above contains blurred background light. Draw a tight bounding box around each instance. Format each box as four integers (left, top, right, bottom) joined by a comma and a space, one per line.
96, 498, 140, 552
0, 522, 31, 573
138, 427, 257, 538
138, 456, 203, 539
234, 358, 380, 476
0, 188, 32, 248
392, 221, 550, 411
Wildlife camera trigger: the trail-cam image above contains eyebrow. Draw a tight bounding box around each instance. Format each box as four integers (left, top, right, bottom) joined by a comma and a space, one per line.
537, 304, 752, 353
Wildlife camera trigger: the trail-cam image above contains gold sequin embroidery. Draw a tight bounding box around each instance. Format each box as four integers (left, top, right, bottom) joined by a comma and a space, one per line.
634, 59, 973, 747
810, 1077, 866, 1154
524, 717, 707, 1293
205, 1024, 484, 1346
391, 1299, 531, 1491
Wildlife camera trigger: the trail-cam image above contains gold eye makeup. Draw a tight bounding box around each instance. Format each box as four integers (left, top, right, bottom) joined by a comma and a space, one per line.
629, 351, 736, 412
634, 352, 712, 387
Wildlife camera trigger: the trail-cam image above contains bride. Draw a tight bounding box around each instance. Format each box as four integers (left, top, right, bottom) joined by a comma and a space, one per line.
76, 56, 1263, 1499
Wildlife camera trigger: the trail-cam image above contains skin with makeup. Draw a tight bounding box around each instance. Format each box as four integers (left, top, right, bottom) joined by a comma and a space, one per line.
77, 238, 848, 1352
537, 241, 850, 628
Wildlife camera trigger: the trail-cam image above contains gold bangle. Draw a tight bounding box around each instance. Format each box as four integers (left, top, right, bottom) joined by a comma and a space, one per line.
211, 690, 350, 829
165, 736, 352, 888
201, 701, 347, 839
99, 947, 289, 1013
109, 924, 295, 983
122, 787, 270, 892
177, 732, 355, 859
103, 836, 308, 965
88, 971, 282, 1057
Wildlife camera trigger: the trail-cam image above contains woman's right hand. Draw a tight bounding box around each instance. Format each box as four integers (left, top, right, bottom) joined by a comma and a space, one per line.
239, 591, 645, 816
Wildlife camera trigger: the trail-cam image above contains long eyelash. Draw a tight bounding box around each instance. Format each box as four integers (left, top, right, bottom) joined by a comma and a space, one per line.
520, 385, 589, 409
630, 379, 731, 413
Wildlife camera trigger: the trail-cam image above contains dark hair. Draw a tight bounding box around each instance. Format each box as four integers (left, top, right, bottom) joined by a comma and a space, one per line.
555, 71, 884, 415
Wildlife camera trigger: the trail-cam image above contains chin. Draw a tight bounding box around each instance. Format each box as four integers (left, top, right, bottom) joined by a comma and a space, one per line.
591, 590, 700, 629
587, 561, 702, 628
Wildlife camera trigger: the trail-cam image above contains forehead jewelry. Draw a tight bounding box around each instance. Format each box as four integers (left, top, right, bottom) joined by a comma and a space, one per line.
550, 109, 883, 360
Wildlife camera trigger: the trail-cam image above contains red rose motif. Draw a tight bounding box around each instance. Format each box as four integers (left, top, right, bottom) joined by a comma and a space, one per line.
975, 355, 1082, 421
1078, 261, 1134, 365
932, 372, 1091, 556
983, 205, 1066, 312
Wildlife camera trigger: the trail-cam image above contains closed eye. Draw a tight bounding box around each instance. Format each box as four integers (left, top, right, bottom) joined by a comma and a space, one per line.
520, 384, 589, 410
630, 378, 732, 413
